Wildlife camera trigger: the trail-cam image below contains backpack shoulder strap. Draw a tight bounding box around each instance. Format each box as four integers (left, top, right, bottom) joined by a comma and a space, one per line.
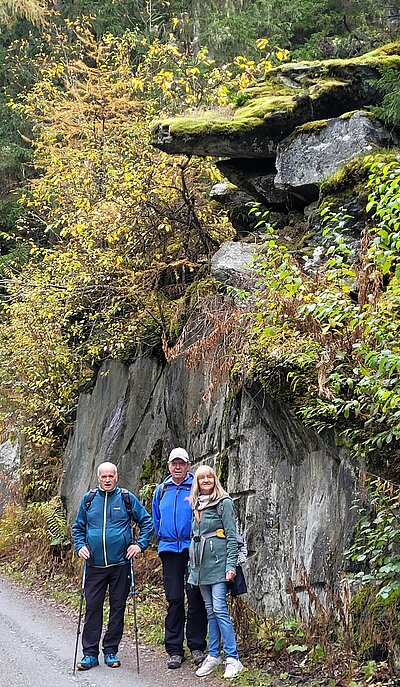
158, 480, 187, 501
159, 482, 167, 501
85, 487, 98, 510
121, 487, 133, 518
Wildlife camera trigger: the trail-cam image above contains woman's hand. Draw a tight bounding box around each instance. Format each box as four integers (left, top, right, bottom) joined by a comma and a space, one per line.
226, 570, 236, 582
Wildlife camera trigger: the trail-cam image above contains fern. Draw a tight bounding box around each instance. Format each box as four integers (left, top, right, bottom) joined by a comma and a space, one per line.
370, 68, 400, 128
40, 497, 70, 547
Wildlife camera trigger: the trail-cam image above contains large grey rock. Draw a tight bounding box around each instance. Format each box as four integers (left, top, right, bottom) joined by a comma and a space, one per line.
61, 357, 360, 617
275, 112, 394, 192
210, 241, 258, 289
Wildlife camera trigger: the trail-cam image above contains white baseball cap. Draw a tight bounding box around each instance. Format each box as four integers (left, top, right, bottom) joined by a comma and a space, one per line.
168, 447, 189, 463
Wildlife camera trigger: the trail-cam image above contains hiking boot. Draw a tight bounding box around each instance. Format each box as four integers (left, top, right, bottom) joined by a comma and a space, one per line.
104, 653, 121, 668
167, 654, 185, 669
223, 658, 244, 678
76, 655, 99, 671
191, 649, 207, 666
195, 655, 222, 676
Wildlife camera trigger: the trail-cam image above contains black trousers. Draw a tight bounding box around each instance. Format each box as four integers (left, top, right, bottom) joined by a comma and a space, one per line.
160, 549, 208, 657
82, 563, 131, 656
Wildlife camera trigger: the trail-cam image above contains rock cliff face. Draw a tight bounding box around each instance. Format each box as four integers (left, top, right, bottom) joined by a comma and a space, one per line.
61, 357, 360, 617
60, 42, 400, 623
59, 44, 397, 619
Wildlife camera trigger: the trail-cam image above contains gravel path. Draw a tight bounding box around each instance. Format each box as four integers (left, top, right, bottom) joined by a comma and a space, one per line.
0, 575, 223, 687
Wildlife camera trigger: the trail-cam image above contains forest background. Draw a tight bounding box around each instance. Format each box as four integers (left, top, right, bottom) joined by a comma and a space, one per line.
0, 2, 399, 686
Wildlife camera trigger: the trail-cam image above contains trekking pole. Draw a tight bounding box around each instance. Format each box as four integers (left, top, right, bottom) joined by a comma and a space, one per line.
72, 562, 86, 675
130, 558, 140, 673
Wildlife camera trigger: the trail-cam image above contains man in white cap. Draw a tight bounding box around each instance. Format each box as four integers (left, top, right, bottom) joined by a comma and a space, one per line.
152, 447, 207, 669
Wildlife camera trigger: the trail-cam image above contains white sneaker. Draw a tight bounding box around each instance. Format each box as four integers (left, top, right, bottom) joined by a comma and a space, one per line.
223, 657, 244, 678
196, 655, 222, 677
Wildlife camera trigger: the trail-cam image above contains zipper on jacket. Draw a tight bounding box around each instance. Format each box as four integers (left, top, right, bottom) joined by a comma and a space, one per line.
103, 492, 108, 566
173, 488, 179, 550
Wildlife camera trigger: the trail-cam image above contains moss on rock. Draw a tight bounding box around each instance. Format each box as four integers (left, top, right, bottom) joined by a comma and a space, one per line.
320, 151, 400, 197
151, 42, 400, 157
350, 583, 400, 665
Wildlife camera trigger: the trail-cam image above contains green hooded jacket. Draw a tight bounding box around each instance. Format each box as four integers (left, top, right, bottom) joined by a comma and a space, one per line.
188, 495, 238, 586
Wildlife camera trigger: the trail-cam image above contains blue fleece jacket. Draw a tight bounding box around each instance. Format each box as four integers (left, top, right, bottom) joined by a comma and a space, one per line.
152, 473, 194, 554
72, 486, 153, 567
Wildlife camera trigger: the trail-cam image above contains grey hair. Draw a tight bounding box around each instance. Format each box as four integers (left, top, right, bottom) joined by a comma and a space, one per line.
97, 462, 118, 478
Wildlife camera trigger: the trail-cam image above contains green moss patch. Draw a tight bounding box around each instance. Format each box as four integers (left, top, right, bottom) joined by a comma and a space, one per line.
270, 43, 400, 77
320, 151, 400, 196
153, 93, 299, 138
236, 94, 298, 121
350, 584, 400, 663
308, 78, 348, 99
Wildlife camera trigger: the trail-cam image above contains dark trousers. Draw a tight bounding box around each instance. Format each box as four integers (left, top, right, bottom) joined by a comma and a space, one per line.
160, 549, 207, 657
82, 563, 131, 656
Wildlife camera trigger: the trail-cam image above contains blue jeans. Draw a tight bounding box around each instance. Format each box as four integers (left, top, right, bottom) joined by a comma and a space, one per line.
199, 582, 238, 659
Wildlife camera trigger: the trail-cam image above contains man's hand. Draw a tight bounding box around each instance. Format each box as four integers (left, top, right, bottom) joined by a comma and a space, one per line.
127, 544, 141, 560
78, 545, 91, 560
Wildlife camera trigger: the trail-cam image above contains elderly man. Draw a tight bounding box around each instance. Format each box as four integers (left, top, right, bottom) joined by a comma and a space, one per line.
152, 447, 207, 669
73, 461, 153, 671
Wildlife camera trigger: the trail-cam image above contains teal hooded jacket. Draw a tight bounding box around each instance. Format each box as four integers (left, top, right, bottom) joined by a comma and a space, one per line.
188, 495, 238, 586
73, 486, 153, 567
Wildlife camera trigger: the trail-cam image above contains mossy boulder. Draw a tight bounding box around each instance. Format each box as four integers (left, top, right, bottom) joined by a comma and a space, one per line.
275, 111, 396, 197
151, 43, 400, 159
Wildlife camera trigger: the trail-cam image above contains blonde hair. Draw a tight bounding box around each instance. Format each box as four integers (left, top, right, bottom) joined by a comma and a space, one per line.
190, 465, 226, 509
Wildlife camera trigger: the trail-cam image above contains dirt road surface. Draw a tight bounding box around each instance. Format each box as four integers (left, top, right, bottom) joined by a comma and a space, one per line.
0, 575, 220, 687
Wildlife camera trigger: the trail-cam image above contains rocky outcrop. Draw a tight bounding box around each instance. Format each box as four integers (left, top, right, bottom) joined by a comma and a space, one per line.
60, 44, 397, 624
151, 43, 400, 266
151, 44, 400, 159
61, 357, 360, 617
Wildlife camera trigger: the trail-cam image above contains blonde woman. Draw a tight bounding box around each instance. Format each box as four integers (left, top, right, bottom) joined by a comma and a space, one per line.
188, 465, 243, 679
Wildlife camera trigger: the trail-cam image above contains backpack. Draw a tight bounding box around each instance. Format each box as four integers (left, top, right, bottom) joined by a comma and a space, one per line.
85, 487, 134, 521
216, 499, 248, 596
